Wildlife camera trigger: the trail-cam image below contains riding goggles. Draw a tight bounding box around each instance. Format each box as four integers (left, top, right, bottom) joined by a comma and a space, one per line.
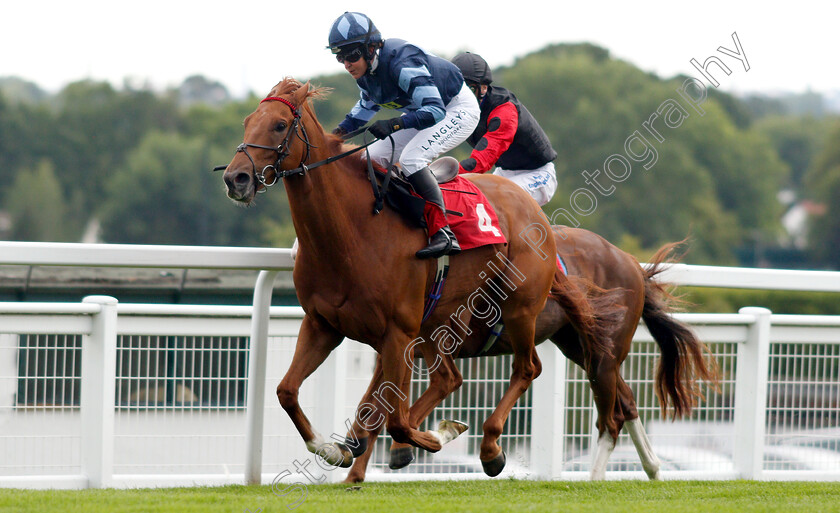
335, 47, 365, 64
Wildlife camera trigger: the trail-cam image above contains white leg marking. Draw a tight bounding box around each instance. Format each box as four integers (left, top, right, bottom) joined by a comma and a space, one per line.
305, 432, 326, 454
306, 432, 352, 467
427, 420, 469, 446
590, 431, 616, 481
626, 418, 662, 480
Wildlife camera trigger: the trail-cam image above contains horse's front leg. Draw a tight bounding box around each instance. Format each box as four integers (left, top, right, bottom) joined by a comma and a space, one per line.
276, 314, 353, 467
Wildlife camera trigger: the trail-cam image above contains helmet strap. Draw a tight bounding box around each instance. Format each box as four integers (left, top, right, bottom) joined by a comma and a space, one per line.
362, 21, 378, 56
367, 45, 381, 73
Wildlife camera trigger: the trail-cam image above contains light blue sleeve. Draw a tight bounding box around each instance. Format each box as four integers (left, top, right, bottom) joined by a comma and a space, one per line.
395, 62, 446, 129
338, 93, 381, 133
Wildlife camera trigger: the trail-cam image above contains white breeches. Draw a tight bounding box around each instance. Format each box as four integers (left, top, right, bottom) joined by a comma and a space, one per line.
367, 83, 480, 176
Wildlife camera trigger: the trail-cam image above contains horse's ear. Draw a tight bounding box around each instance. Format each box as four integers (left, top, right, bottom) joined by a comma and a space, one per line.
293, 81, 312, 106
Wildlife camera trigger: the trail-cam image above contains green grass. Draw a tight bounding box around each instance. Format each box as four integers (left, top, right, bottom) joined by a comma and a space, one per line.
2, 480, 840, 513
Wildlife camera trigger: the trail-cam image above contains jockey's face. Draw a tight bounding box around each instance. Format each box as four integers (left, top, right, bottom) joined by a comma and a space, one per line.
467, 81, 489, 101
345, 55, 368, 79
336, 45, 369, 79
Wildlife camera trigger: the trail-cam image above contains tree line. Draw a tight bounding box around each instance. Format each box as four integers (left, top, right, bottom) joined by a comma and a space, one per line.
1, 44, 838, 269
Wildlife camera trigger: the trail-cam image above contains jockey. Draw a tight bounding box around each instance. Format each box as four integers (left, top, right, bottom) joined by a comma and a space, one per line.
451, 52, 558, 206
328, 12, 480, 259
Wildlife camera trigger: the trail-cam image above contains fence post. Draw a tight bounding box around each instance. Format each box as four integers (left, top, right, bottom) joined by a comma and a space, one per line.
245, 270, 280, 485
80, 295, 118, 488
529, 342, 567, 479
733, 306, 771, 479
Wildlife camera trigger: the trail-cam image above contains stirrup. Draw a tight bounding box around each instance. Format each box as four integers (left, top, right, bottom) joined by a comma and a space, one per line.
416, 229, 453, 259
442, 226, 461, 255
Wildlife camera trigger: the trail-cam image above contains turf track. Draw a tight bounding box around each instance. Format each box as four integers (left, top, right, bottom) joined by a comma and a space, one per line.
3, 479, 840, 513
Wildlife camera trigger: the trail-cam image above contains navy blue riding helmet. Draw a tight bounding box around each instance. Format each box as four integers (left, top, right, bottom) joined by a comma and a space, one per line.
327, 12, 382, 59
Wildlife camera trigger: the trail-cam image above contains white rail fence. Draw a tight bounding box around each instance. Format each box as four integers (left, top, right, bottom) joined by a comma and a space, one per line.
0, 242, 839, 489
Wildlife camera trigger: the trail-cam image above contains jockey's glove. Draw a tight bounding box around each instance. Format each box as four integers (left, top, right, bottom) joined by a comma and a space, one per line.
368, 117, 405, 140
332, 126, 348, 136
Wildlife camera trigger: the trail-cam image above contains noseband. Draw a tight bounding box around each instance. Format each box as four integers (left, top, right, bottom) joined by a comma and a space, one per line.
235, 96, 313, 189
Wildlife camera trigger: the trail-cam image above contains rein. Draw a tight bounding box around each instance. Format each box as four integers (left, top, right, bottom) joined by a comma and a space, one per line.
217, 94, 396, 213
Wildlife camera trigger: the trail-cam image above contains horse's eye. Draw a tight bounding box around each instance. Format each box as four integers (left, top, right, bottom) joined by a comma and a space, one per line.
274, 122, 287, 132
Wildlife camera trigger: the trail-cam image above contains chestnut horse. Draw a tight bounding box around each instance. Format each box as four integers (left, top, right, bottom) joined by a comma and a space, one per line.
221, 79, 617, 475
341, 228, 719, 483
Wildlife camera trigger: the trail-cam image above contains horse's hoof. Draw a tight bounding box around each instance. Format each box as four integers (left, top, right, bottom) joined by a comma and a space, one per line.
342, 473, 365, 484
308, 437, 354, 468
438, 419, 469, 443
345, 435, 368, 458
313, 442, 354, 468
334, 442, 354, 468
481, 449, 506, 477
388, 447, 415, 469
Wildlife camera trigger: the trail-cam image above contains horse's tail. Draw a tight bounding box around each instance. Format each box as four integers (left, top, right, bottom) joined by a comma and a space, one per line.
642, 242, 720, 418
548, 268, 626, 359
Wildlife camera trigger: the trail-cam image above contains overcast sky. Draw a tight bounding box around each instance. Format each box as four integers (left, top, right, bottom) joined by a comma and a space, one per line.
2, 1, 835, 98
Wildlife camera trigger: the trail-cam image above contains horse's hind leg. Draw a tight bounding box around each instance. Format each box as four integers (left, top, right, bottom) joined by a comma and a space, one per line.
344, 425, 383, 483
343, 350, 467, 481
617, 376, 661, 480
587, 353, 622, 480
550, 326, 621, 481
377, 328, 457, 454
343, 356, 386, 457
342, 357, 388, 483
389, 350, 466, 469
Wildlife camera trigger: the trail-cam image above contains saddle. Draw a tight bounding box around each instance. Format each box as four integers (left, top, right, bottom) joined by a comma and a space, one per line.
370, 156, 507, 251
372, 157, 460, 229
428, 156, 460, 184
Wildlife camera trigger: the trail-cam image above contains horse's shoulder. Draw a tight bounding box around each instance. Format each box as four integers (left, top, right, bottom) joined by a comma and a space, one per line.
460, 173, 509, 200
463, 172, 526, 192
459, 172, 499, 185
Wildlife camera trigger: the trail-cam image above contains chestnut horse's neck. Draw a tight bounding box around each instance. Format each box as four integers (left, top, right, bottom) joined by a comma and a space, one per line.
283, 111, 393, 263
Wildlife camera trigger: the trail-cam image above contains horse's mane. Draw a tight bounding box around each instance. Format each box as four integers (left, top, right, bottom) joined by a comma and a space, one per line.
266, 78, 351, 156
264, 78, 396, 182
267, 77, 330, 100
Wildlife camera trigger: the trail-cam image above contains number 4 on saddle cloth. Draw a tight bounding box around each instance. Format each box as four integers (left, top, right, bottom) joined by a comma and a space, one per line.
372, 156, 507, 250
367, 157, 565, 328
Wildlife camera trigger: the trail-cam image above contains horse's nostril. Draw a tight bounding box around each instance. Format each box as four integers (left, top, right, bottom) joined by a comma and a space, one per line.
225, 171, 251, 190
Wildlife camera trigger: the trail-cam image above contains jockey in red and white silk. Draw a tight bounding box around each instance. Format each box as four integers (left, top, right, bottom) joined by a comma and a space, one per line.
452, 52, 558, 206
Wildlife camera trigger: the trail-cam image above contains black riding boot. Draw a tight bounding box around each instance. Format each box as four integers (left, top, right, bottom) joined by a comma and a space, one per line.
406, 166, 461, 259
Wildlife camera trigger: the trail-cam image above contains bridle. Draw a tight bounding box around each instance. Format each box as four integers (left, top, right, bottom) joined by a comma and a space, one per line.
234, 96, 314, 190
219, 93, 393, 213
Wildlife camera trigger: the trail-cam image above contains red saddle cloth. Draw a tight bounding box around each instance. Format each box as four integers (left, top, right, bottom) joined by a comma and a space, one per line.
420, 176, 507, 250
